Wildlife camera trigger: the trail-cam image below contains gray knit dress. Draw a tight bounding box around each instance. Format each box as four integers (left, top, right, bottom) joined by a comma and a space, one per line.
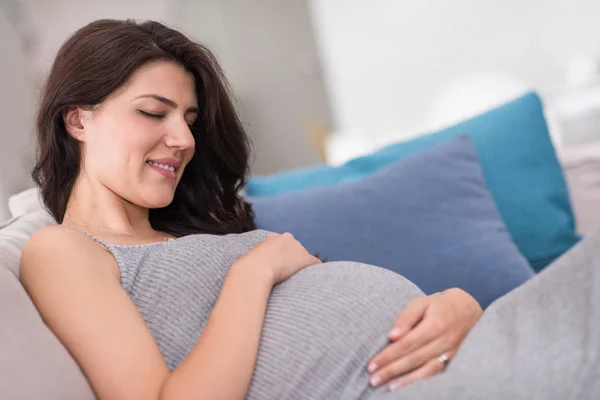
86, 227, 600, 399
92, 229, 424, 399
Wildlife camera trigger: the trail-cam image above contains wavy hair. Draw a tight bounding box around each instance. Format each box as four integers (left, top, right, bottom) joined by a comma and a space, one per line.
32, 19, 256, 235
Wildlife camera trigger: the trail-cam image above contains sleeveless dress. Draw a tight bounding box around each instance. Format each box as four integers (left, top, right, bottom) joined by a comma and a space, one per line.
87, 229, 425, 399
78, 228, 600, 399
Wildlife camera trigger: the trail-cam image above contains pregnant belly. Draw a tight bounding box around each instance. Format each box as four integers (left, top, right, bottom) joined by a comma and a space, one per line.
246, 261, 425, 400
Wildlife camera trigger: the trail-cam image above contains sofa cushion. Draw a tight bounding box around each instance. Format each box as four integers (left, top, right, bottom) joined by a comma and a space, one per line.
559, 143, 600, 235
247, 92, 580, 271
249, 135, 535, 308
0, 210, 95, 400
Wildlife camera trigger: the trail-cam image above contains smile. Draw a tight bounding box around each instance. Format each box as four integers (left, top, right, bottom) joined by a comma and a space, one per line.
147, 161, 176, 172
146, 158, 180, 180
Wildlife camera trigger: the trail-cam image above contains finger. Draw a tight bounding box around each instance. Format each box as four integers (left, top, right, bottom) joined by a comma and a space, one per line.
388, 297, 429, 341
368, 316, 441, 373
369, 337, 455, 386
387, 353, 453, 390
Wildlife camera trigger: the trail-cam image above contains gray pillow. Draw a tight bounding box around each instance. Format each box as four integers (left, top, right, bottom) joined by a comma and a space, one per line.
250, 135, 535, 308
0, 210, 95, 400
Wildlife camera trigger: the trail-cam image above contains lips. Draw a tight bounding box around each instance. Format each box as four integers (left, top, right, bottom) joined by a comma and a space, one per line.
146, 157, 181, 180
147, 161, 176, 172
147, 157, 182, 169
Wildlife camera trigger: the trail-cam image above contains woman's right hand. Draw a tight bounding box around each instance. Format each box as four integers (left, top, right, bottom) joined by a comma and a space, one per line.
241, 232, 322, 285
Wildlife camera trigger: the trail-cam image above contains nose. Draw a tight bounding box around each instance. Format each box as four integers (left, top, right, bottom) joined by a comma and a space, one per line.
164, 119, 195, 150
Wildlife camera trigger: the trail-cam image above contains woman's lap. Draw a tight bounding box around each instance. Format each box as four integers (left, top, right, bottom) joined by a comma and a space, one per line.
373, 229, 600, 399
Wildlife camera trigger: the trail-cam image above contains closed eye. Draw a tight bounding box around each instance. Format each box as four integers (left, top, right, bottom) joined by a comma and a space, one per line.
137, 109, 164, 119
138, 109, 195, 131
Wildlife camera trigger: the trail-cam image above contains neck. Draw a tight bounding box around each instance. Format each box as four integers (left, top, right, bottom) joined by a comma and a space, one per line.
65, 174, 154, 236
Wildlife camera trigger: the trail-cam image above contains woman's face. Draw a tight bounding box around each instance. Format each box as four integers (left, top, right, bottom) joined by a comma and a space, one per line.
73, 61, 198, 209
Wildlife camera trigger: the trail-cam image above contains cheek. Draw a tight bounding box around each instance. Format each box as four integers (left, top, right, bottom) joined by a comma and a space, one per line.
112, 117, 157, 151
124, 117, 168, 161
91, 117, 160, 167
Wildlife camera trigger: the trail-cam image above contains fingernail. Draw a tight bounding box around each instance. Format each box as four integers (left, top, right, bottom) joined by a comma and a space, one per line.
367, 362, 378, 373
370, 375, 382, 387
389, 327, 404, 339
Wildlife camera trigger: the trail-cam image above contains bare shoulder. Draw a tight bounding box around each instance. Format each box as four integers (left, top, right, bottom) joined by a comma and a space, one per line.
24, 224, 97, 250
20, 225, 118, 285
19, 227, 169, 399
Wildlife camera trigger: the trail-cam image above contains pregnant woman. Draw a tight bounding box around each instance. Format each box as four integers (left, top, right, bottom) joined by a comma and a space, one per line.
20, 19, 599, 400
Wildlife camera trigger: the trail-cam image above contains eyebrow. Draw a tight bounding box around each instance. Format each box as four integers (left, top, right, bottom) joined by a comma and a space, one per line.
134, 94, 199, 114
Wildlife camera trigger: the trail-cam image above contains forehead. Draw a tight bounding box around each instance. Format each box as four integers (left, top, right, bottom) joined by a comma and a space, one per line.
116, 61, 198, 107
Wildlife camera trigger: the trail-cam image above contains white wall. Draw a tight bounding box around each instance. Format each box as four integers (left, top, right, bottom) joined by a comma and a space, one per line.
0, 10, 36, 221
308, 0, 600, 139
176, 0, 331, 174
24, 0, 175, 84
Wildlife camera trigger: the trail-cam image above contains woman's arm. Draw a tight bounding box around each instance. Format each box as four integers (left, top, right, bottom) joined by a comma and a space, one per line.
21, 226, 273, 400
162, 232, 320, 399
160, 257, 273, 399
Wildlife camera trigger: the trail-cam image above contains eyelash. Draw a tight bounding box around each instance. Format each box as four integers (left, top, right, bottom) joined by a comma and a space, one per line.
137, 109, 196, 131
137, 109, 163, 119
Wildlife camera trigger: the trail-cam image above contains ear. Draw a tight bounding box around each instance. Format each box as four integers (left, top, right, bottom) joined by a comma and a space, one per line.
63, 105, 91, 141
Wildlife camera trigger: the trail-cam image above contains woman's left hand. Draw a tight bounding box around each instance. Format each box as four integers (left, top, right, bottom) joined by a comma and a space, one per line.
367, 288, 483, 391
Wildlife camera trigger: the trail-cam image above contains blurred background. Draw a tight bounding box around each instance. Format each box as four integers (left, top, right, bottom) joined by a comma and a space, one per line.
1, 0, 600, 222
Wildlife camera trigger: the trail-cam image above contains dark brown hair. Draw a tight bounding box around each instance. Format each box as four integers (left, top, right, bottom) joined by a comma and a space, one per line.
32, 19, 257, 236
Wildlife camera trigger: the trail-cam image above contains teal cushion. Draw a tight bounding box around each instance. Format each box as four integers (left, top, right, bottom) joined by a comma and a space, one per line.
246, 92, 580, 271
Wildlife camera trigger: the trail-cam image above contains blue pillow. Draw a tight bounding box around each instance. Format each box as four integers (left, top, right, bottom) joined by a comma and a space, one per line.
249, 136, 534, 308
246, 92, 579, 271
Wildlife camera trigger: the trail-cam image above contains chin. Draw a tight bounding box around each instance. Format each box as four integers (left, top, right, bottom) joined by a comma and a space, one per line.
143, 192, 176, 209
